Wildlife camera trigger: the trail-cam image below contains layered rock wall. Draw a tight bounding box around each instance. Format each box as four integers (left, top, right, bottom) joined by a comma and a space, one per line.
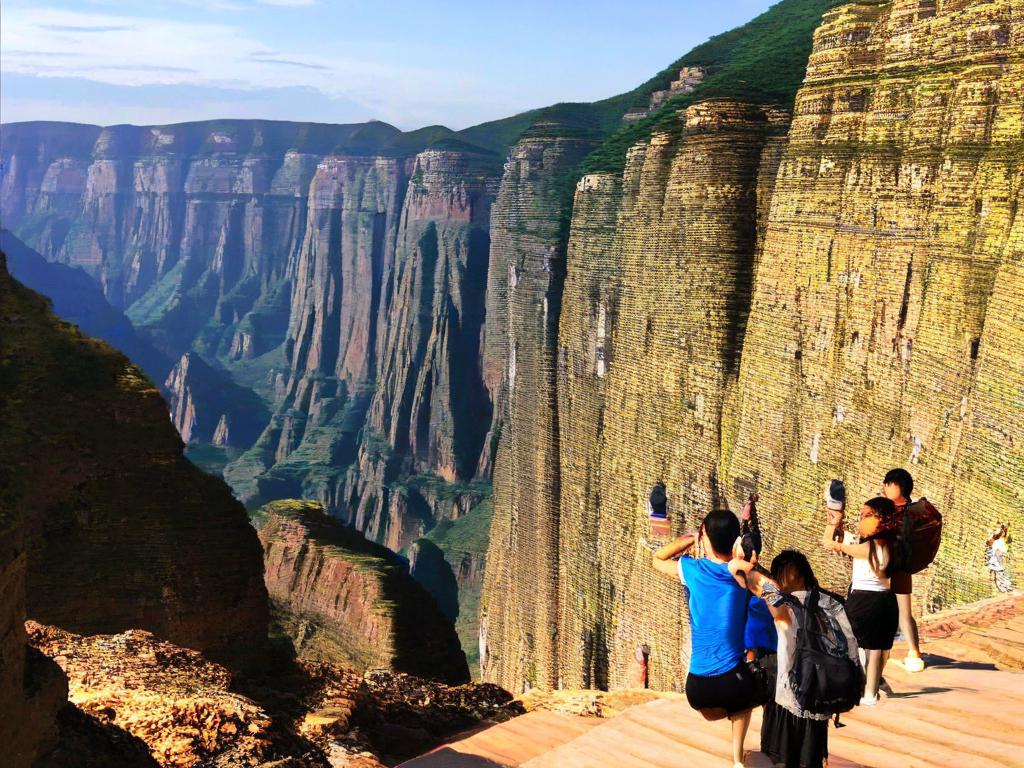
258, 500, 470, 683
726, 0, 1024, 609
483, 0, 1023, 691
341, 149, 499, 551
552, 102, 785, 692
479, 129, 600, 690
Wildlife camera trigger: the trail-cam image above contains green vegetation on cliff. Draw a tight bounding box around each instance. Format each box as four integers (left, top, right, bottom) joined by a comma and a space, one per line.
580, 0, 851, 174
414, 497, 493, 676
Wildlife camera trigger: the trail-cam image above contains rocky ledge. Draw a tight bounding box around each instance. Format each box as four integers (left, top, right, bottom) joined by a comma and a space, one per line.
258, 500, 471, 684
28, 621, 519, 767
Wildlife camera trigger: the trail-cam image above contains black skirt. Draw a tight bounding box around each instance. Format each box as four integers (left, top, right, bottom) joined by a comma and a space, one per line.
846, 589, 898, 650
761, 700, 828, 768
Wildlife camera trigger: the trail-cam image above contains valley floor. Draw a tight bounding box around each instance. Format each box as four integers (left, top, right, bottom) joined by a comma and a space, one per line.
401, 594, 1024, 768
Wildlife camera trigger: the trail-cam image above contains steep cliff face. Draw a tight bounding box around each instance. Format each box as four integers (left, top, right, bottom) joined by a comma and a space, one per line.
725, 0, 1024, 609
227, 148, 501, 548
258, 500, 470, 683
164, 351, 269, 450
479, 127, 601, 690
479, 103, 787, 692
0, 253, 269, 668
343, 148, 500, 551
482, 0, 1022, 692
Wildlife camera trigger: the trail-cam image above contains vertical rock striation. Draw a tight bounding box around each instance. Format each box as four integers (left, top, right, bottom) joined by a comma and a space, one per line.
344, 148, 500, 551
485, 0, 1023, 691
535, 102, 786, 692
480, 127, 600, 691
164, 351, 270, 450
726, 0, 1024, 609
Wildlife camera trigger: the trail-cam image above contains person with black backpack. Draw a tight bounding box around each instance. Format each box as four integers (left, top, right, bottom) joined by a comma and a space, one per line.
729, 550, 861, 768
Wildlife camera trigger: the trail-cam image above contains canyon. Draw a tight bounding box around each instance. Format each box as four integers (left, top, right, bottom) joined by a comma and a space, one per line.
2, 0, 1022, 735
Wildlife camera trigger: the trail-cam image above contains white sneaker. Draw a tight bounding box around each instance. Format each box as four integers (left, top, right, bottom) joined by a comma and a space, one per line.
859, 694, 879, 706
903, 655, 925, 673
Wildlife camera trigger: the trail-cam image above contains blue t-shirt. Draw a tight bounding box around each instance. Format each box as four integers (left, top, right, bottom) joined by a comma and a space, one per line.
744, 594, 778, 652
678, 556, 748, 676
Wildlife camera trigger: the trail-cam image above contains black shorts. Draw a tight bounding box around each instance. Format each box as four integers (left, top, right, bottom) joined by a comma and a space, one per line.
685, 661, 755, 714
846, 590, 899, 650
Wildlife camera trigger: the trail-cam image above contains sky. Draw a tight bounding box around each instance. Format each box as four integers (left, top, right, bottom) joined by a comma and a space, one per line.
1, 0, 781, 131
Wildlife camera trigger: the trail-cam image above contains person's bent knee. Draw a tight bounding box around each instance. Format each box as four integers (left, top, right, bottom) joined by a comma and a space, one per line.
728, 707, 753, 721
699, 706, 728, 721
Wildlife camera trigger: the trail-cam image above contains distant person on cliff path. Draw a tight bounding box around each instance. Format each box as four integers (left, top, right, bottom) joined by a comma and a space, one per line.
987, 524, 1012, 593
822, 492, 899, 705
882, 468, 925, 673
652, 510, 753, 768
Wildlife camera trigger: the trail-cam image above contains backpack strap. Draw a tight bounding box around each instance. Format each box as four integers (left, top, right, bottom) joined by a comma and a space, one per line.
799, 587, 822, 652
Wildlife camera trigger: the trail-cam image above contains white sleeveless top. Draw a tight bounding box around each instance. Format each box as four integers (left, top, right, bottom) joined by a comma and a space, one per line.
851, 541, 890, 592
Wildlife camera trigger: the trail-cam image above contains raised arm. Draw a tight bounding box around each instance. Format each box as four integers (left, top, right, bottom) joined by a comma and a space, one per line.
821, 507, 872, 558
729, 559, 792, 624
651, 534, 696, 579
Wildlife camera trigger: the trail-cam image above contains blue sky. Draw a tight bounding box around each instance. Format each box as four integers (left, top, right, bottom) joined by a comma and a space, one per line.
1, 0, 781, 130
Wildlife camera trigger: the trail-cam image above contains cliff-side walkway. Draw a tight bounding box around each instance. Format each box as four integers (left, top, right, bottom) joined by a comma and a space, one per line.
402, 594, 1024, 767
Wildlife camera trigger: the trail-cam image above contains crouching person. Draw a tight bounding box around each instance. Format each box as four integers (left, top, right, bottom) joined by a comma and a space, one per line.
653, 510, 753, 768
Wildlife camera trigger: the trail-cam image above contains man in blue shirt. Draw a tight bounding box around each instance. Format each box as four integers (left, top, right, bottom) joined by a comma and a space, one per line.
653, 509, 753, 768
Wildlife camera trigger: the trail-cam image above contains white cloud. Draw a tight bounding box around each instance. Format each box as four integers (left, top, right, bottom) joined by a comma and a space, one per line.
0, 6, 498, 128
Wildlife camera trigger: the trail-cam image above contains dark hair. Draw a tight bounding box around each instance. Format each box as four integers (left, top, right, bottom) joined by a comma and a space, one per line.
703, 509, 740, 556
863, 496, 898, 575
883, 468, 913, 500
770, 549, 818, 589
649, 484, 667, 515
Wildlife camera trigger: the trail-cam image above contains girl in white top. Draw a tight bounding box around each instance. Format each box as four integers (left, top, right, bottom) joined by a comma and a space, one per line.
823, 496, 899, 705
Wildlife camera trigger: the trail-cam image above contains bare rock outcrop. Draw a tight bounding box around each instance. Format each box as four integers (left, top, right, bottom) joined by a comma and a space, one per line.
0, 252, 269, 668
258, 500, 470, 684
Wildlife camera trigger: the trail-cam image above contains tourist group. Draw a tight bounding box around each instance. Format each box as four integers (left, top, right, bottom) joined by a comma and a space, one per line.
650, 469, 944, 768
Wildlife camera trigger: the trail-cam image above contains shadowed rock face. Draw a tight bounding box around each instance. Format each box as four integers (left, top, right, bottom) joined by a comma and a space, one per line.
0, 252, 269, 669
164, 351, 269, 450
479, 128, 602, 691
258, 500, 470, 684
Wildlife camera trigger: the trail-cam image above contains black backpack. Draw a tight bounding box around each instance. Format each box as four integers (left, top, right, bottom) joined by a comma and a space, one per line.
791, 588, 864, 716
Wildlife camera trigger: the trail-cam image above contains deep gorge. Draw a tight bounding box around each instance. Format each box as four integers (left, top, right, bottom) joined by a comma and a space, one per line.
2, 0, 1021, 723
